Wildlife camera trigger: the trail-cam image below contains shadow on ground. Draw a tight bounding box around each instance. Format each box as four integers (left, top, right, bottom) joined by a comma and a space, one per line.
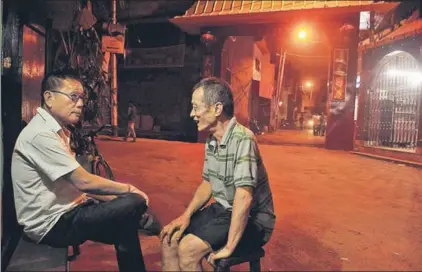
263, 220, 342, 271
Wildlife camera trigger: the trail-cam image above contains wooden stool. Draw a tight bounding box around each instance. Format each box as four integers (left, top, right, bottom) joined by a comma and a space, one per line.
214, 247, 265, 272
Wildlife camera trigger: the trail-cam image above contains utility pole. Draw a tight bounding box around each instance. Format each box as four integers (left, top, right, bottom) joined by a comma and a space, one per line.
111, 0, 118, 136
326, 47, 332, 115
275, 49, 287, 130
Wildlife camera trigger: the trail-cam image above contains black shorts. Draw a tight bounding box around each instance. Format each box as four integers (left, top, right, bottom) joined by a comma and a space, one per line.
184, 202, 266, 252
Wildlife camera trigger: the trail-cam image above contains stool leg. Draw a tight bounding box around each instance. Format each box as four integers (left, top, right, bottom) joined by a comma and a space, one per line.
65, 247, 70, 272
68, 245, 81, 262
214, 261, 230, 272
249, 259, 261, 272
73, 245, 80, 256
215, 266, 230, 272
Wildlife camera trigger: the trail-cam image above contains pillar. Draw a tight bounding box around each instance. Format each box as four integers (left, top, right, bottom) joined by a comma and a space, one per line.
325, 14, 360, 150
1, 5, 24, 270
197, 31, 226, 142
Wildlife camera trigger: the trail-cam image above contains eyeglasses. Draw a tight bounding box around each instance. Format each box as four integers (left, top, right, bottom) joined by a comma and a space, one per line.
50, 90, 87, 104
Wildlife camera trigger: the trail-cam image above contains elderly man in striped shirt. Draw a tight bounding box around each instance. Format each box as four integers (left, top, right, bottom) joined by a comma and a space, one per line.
160, 77, 275, 271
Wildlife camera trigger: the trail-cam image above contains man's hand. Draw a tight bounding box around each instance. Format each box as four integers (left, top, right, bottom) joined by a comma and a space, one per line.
207, 247, 233, 268
159, 214, 190, 245
128, 184, 149, 206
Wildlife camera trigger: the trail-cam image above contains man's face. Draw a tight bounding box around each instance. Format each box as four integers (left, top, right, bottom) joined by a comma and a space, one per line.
44, 78, 85, 125
190, 88, 218, 132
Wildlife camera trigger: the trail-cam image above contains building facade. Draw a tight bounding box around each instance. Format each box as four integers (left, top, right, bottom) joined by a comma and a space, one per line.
171, 0, 397, 146
356, 17, 422, 163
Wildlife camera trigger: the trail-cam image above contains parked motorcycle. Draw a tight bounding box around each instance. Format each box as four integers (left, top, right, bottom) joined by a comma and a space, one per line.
249, 119, 264, 135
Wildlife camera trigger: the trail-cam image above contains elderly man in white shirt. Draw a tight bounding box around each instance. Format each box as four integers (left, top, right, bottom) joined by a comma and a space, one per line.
11, 70, 157, 272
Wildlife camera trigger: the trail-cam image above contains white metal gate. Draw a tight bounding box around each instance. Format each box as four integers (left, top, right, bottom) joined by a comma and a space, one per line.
364, 51, 421, 152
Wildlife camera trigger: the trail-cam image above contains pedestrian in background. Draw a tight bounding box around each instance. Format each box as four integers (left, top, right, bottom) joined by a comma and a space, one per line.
124, 101, 137, 142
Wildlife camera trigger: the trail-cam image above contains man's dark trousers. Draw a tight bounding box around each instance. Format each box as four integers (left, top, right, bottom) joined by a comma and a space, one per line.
40, 193, 147, 272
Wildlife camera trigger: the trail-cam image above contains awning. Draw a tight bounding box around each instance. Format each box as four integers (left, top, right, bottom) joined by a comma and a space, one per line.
43, 0, 195, 31
359, 17, 422, 51
170, 0, 399, 34
116, 0, 195, 23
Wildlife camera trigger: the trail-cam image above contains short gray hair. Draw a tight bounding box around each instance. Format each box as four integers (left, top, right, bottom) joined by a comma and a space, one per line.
192, 77, 234, 117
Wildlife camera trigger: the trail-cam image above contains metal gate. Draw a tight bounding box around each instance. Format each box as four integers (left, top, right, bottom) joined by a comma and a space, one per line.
364, 50, 421, 152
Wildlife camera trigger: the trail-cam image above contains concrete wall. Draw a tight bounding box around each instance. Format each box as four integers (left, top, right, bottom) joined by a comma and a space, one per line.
260, 50, 275, 99
259, 47, 275, 128
221, 36, 254, 126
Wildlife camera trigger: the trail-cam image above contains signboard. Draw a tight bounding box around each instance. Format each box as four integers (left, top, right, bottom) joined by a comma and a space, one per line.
124, 44, 185, 68
331, 48, 349, 101
359, 11, 370, 30
102, 35, 125, 54
259, 82, 274, 99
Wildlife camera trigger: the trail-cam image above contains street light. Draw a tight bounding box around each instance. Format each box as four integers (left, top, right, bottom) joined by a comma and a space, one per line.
304, 81, 314, 100
298, 29, 307, 40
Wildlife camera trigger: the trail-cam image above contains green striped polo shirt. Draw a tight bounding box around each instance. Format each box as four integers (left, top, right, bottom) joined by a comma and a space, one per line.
202, 117, 275, 242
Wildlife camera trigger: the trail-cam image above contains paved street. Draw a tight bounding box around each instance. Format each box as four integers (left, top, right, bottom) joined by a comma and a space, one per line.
71, 133, 422, 271
257, 129, 325, 147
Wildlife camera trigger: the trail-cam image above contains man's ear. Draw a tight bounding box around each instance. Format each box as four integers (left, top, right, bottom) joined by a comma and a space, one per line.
214, 102, 223, 117
44, 91, 54, 108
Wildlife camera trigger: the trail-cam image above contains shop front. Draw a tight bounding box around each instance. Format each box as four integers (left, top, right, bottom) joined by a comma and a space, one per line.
356, 19, 422, 163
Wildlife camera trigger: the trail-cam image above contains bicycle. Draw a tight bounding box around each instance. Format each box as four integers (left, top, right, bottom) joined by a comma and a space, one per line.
71, 124, 115, 181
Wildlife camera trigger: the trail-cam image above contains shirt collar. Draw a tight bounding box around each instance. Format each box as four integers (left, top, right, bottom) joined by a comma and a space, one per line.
207, 117, 237, 151
36, 107, 69, 135
220, 117, 237, 146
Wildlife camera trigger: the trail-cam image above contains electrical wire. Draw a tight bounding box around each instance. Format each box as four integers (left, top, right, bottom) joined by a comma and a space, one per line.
285, 52, 329, 58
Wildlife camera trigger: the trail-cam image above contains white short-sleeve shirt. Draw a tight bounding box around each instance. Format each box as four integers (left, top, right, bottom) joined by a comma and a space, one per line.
11, 107, 87, 242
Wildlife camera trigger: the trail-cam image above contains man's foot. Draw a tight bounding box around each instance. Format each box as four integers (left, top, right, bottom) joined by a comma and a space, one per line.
123, 137, 127, 141
132, 138, 136, 142
139, 213, 162, 236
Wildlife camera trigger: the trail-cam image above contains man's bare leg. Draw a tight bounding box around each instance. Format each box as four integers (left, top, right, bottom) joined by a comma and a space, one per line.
178, 234, 212, 272
161, 235, 181, 271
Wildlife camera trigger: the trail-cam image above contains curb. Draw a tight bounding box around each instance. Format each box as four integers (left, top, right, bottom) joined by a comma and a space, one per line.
257, 141, 325, 148
350, 151, 422, 169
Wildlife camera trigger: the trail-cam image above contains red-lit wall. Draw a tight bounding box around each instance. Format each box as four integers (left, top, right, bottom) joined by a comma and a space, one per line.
22, 25, 45, 123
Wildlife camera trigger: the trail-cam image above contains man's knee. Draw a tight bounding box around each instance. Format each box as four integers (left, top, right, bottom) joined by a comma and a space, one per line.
161, 235, 179, 254
124, 193, 146, 206
178, 235, 210, 267
118, 193, 147, 217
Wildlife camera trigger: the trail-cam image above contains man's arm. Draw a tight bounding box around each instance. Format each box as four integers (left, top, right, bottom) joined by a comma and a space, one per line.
160, 141, 213, 242
27, 132, 145, 198
86, 194, 117, 202
224, 186, 253, 252
221, 137, 259, 253
65, 166, 130, 195
182, 180, 212, 218
67, 167, 150, 203
208, 185, 254, 265
183, 143, 213, 217
160, 180, 212, 242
